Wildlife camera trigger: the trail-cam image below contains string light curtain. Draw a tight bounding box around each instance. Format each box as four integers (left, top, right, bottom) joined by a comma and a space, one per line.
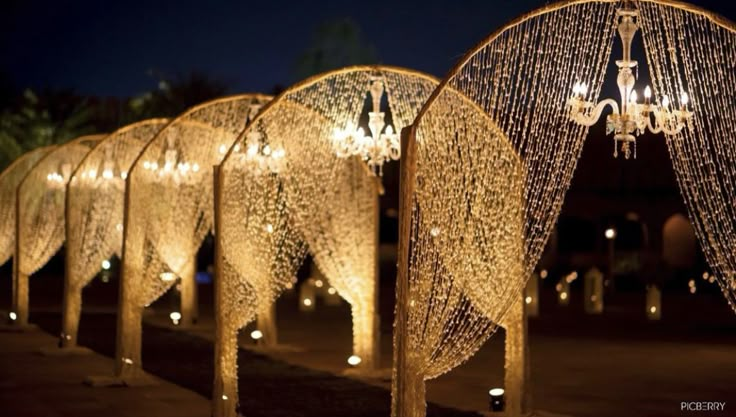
62, 119, 169, 348
116, 94, 270, 380
638, 1, 736, 312
394, 2, 620, 415
0, 146, 56, 269
214, 66, 438, 417
13, 135, 105, 326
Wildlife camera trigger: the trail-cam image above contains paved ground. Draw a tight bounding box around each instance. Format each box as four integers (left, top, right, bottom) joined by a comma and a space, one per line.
1, 264, 735, 417
0, 328, 210, 417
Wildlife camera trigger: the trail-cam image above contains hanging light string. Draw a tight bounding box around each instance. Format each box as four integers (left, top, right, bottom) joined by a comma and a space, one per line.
216, 66, 437, 416
0, 146, 55, 267
17, 135, 105, 278
639, 1, 736, 311
122, 95, 271, 311
396, 2, 618, 416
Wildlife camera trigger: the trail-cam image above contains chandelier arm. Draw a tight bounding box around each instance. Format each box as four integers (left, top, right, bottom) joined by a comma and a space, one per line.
572, 98, 620, 127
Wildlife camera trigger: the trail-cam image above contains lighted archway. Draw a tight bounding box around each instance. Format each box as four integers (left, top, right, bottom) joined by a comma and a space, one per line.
0, 146, 56, 271
12, 135, 105, 327
400, 1, 736, 415
214, 65, 439, 417
112, 94, 270, 383
62, 119, 169, 349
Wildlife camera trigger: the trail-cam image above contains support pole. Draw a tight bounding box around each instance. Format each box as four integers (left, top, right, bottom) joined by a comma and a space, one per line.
391, 125, 420, 417
12, 185, 29, 327
212, 164, 239, 417
503, 294, 531, 417
180, 257, 198, 328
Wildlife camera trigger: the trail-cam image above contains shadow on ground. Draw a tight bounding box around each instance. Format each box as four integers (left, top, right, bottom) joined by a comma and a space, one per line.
32, 312, 478, 417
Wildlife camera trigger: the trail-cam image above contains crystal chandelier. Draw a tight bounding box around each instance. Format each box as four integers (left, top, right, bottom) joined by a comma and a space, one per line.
331, 79, 400, 176
567, 3, 692, 159
233, 130, 286, 175
141, 135, 201, 185
78, 148, 127, 190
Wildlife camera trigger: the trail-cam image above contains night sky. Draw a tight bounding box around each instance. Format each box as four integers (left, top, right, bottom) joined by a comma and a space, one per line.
2, 0, 735, 98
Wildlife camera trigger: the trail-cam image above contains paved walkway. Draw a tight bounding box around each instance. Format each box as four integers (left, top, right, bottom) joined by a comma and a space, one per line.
0, 328, 210, 417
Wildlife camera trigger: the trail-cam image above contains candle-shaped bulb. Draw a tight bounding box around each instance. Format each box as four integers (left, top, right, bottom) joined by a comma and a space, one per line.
573, 82, 580, 95
629, 90, 638, 103
579, 82, 588, 96
662, 95, 670, 109
644, 86, 651, 99
680, 92, 689, 107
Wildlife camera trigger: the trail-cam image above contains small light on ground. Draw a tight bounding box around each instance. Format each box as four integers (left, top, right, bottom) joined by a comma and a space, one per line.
314, 279, 324, 288
222, 395, 228, 400
347, 355, 362, 367
649, 306, 657, 314
488, 388, 505, 412
303, 298, 312, 307
525, 296, 532, 304
560, 292, 568, 300
605, 228, 616, 239
250, 330, 263, 340
101, 260, 111, 270
9, 311, 17, 321
170, 311, 181, 325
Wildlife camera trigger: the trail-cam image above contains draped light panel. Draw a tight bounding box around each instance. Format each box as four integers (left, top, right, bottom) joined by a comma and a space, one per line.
13, 135, 105, 326
62, 119, 169, 348
0, 146, 56, 268
214, 66, 438, 417
394, 1, 736, 415
393, 1, 619, 416
637, 1, 736, 311
116, 94, 270, 380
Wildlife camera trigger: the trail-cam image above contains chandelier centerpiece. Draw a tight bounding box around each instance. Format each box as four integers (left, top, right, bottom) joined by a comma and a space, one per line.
76, 147, 127, 190
141, 135, 201, 185
567, 4, 692, 159
232, 130, 286, 175
331, 78, 400, 176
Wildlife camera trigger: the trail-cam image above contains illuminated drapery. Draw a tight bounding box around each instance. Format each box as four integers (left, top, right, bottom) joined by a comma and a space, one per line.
116, 94, 270, 380
62, 119, 169, 347
0, 146, 56, 268
13, 135, 104, 326
215, 66, 438, 417
393, 1, 620, 415
638, 1, 736, 311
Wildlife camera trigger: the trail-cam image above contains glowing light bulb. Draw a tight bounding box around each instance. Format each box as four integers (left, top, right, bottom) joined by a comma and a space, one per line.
160, 272, 177, 282
649, 306, 657, 314
303, 298, 312, 307
540, 269, 548, 279
219, 144, 227, 154
192, 163, 200, 172
314, 279, 324, 288
629, 90, 638, 103
560, 292, 568, 300
430, 227, 440, 237
250, 330, 263, 340
605, 228, 616, 239
9, 312, 17, 321
265, 224, 274, 234
644, 86, 652, 99
143, 161, 151, 170
662, 95, 670, 108
579, 82, 587, 96
489, 388, 505, 396
102, 169, 113, 179
121, 171, 128, 180
222, 395, 228, 401
170, 311, 181, 325
680, 92, 689, 106
327, 287, 337, 295
101, 260, 111, 270
347, 355, 362, 366
525, 296, 532, 304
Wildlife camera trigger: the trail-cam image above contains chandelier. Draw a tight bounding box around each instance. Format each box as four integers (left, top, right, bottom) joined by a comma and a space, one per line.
46, 162, 73, 189
141, 135, 201, 185
567, 4, 692, 159
231, 130, 286, 175
77, 148, 126, 190
331, 79, 400, 176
